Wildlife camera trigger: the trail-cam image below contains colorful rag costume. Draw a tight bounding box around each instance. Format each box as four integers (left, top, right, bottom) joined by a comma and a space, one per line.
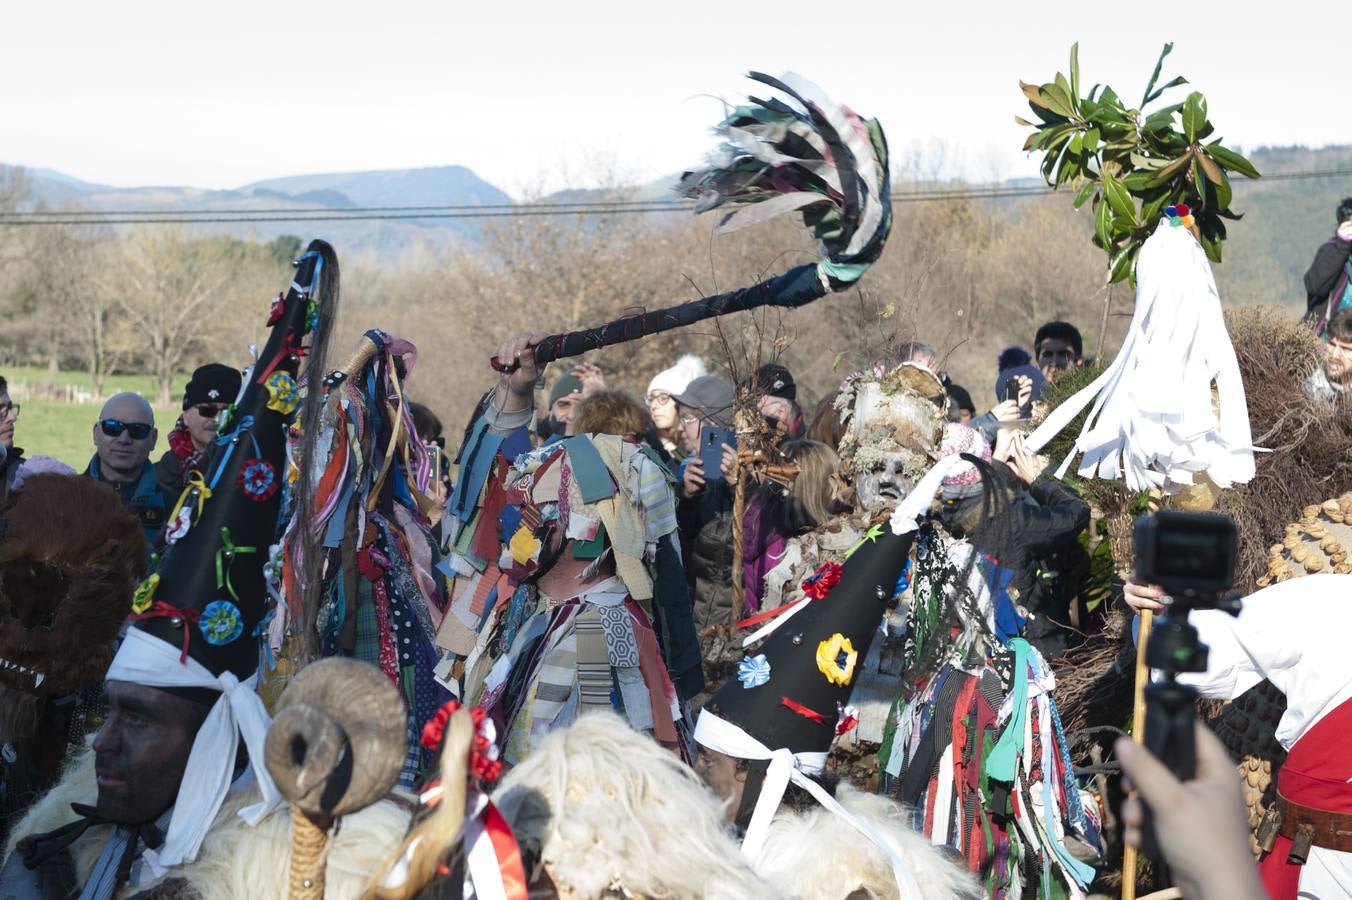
2, 242, 338, 898
272, 329, 450, 787
448, 429, 695, 765
879, 520, 1102, 899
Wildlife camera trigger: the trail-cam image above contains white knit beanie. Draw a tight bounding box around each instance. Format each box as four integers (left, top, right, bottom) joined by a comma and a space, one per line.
647, 354, 707, 397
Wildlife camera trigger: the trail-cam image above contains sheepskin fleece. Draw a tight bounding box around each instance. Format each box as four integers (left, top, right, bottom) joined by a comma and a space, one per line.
5, 745, 410, 899
493, 712, 773, 900
752, 786, 981, 900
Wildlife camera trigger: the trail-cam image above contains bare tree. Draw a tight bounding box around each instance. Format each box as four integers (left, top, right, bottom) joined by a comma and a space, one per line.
105, 227, 237, 405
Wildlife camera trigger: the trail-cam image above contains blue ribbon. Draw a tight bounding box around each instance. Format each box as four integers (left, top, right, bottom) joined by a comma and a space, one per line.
208, 415, 258, 491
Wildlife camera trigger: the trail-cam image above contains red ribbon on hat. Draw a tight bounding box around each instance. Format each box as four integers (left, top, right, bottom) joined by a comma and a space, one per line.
482, 800, 528, 900
780, 695, 826, 724
130, 601, 203, 664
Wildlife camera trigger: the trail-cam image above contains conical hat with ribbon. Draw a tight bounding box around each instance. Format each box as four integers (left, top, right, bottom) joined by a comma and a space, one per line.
129, 240, 338, 678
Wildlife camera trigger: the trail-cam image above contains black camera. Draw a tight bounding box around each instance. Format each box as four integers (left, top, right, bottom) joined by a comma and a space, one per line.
1133, 510, 1238, 604
1131, 510, 1241, 861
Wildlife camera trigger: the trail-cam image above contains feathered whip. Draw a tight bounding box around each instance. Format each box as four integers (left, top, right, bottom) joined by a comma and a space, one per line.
491, 71, 891, 372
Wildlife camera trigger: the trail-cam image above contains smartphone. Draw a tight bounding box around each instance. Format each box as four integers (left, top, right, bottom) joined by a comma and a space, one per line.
698, 426, 737, 482
426, 441, 444, 482
1006, 378, 1033, 419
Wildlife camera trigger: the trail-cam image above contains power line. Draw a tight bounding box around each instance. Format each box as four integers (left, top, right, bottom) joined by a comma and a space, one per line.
1, 168, 1349, 227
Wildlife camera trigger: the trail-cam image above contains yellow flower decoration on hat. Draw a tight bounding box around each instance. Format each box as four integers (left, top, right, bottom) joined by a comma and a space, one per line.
131, 573, 160, 615
816, 633, 858, 687
264, 371, 300, 415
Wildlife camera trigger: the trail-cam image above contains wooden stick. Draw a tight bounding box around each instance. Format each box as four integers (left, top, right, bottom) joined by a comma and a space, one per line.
1122, 607, 1154, 900
730, 453, 747, 624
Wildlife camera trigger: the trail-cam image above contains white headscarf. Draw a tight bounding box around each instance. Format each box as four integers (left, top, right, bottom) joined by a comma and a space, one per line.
104, 627, 281, 876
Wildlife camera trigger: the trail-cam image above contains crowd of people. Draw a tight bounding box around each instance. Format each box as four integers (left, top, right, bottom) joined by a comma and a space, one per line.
0, 146, 1348, 897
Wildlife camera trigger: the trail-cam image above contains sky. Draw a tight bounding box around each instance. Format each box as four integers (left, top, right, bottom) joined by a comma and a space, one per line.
0, 0, 1339, 198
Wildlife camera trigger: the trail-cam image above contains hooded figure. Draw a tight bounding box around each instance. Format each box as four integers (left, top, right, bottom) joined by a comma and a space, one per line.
2, 240, 339, 898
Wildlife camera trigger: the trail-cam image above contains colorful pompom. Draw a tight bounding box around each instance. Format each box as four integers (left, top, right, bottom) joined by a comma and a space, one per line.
130, 573, 159, 615
801, 561, 843, 599
816, 632, 858, 686
267, 293, 285, 326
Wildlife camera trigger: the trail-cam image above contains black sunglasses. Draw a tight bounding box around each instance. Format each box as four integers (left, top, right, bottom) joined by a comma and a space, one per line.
193, 403, 227, 418
99, 419, 153, 440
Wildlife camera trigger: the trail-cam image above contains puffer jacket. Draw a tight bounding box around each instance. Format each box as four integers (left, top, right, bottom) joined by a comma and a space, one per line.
679, 479, 736, 634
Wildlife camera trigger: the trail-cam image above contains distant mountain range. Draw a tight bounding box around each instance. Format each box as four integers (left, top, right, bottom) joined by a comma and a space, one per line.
11, 145, 1352, 279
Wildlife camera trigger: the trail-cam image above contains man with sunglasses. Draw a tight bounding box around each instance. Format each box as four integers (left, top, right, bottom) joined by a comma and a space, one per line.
85, 392, 167, 550
155, 363, 241, 499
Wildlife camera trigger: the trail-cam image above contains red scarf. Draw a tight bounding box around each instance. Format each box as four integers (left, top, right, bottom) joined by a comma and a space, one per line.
167, 418, 208, 487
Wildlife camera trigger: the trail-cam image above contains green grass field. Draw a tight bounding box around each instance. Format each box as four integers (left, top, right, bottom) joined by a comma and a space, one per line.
4, 367, 186, 470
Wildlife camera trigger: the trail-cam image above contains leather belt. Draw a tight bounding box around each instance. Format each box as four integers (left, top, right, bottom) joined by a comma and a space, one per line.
1260, 789, 1352, 864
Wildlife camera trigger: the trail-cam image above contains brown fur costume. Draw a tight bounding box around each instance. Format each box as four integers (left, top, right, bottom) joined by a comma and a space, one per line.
0, 473, 147, 847
4, 744, 409, 899
0, 473, 147, 704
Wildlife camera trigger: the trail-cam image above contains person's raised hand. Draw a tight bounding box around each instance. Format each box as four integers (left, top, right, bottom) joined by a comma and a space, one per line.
1016, 374, 1033, 411
572, 361, 606, 397
1124, 578, 1166, 614
1337, 219, 1352, 242
1005, 433, 1047, 483
494, 332, 548, 406
1116, 724, 1265, 900
990, 399, 1021, 423
682, 457, 706, 499
720, 443, 738, 481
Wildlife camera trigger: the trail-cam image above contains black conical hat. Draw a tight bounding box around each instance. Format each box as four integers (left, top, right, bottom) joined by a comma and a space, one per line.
704, 524, 916, 755
130, 240, 338, 678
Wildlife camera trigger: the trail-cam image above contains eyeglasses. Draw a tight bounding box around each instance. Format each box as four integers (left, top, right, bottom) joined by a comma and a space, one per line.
0, 403, 18, 419
193, 403, 228, 418
647, 391, 673, 406
99, 419, 153, 440
678, 413, 700, 426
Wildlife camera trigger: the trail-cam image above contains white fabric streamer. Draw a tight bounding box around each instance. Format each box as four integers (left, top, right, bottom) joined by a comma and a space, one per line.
693, 710, 922, 900
105, 628, 281, 876
1023, 223, 1256, 492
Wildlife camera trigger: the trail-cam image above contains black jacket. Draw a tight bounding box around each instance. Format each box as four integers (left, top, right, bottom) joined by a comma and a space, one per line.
1010, 477, 1092, 658
1304, 234, 1352, 317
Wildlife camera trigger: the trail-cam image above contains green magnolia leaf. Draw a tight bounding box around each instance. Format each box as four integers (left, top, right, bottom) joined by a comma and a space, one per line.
1123, 171, 1155, 192
1201, 231, 1222, 263
1146, 154, 1190, 188
1095, 197, 1112, 247
1083, 127, 1100, 155
1209, 169, 1233, 209
1042, 81, 1075, 118
1181, 92, 1207, 142
1206, 143, 1261, 180
1108, 244, 1135, 283
1023, 133, 1038, 152
1103, 173, 1136, 220
1141, 42, 1175, 108
1070, 43, 1081, 101
1195, 150, 1225, 189
1130, 152, 1169, 171
1015, 115, 1034, 127
1021, 81, 1047, 108
1140, 191, 1170, 224
1073, 179, 1098, 209
1144, 75, 1188, 105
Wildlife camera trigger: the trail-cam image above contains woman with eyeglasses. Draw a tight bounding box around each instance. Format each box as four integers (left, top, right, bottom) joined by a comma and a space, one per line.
646, 354, 706, 457
154, 364, 242, 500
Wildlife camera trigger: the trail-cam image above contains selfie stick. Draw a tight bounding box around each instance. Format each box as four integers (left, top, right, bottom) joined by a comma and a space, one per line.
1121, 607, 1152, 900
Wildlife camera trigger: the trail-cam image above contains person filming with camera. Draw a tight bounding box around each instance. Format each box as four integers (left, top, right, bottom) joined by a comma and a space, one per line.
1124, 528, 1352, 899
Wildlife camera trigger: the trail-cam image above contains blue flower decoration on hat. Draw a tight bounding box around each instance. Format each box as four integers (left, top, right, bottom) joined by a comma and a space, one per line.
738, 654, 771, 689
199, 600, 244, 646
264, 371, 300, 415
238, 459, 278, 502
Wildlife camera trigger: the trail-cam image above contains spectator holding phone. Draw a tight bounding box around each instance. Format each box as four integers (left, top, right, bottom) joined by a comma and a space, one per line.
670, 375, 739, 633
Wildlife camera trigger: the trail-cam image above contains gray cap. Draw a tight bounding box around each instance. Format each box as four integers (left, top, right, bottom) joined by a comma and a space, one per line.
673, 375, 735, 428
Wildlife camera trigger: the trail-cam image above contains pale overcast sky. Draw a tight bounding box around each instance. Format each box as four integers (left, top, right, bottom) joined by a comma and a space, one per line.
0, 0, 1336, 197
